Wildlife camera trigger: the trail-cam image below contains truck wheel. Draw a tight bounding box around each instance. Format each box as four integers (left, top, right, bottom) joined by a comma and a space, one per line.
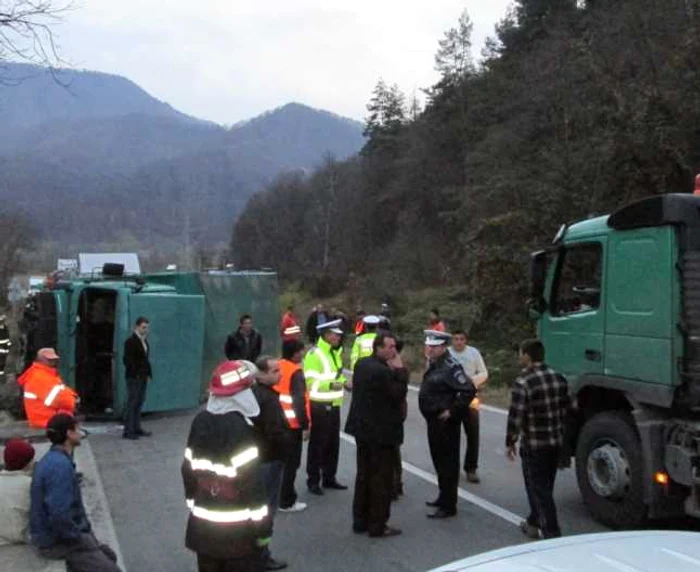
575, 411, 646, 528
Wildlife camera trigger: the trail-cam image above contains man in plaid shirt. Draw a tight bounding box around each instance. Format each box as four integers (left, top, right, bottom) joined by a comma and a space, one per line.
506, 339, 573, 540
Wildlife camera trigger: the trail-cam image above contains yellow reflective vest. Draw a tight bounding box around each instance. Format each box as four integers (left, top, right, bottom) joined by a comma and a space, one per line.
303, 337, 346, 406
350, 332, 377, 370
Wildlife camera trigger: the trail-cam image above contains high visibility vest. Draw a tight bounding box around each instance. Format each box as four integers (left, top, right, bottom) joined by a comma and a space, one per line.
350, 332, 377, 370
17, 362, 77, 428
273, 360, 310, 430
303, 338, 345, 405
280, 313, 302, 341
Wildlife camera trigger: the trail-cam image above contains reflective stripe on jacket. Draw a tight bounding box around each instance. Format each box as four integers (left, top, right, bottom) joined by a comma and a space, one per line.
18, 363, 76, 429
303, 338, 345, 405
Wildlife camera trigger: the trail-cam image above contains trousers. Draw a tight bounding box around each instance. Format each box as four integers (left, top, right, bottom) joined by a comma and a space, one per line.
521, 446, 562, 538
353, 441, 395, 535
279, 430, 303, 508
306, 403, 340, 487
39, 533, 121, 572
426, 415, 460, 513
124, 378, 147, 436
458, 405, 480, 472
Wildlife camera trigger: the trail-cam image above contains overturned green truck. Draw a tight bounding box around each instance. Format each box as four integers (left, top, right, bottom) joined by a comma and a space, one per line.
529, 192, 700, 527
24, 269, 278, 418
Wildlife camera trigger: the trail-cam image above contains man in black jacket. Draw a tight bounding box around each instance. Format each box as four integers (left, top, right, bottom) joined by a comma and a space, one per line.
251, 356, 291, 571
419, 330, 475, 519
225, 314, 263, 362
122, 317, 152, 440
345, 333, 408, 538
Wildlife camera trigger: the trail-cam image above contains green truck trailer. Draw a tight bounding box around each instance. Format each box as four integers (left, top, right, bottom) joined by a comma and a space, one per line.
529, 192, 700, 528
24, 269, 278, 418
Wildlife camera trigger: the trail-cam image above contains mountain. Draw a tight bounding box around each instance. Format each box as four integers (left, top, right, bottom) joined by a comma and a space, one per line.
0, 63, 365, 247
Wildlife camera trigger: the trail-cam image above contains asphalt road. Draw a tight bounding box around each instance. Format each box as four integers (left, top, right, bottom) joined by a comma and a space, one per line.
89, 387, 607, 572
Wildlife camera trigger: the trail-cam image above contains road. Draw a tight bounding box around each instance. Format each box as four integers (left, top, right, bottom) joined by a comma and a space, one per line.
88, 387, 606, 572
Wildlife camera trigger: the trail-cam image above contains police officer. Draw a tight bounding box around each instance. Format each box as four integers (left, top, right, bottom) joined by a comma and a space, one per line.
350, 315, 381, 370
419, 330, 475, 519
0, 315, 11, 376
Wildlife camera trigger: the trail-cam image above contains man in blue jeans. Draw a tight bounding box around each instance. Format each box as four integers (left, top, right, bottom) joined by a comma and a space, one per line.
30, 413, 122, 571
251, 357, 292, 571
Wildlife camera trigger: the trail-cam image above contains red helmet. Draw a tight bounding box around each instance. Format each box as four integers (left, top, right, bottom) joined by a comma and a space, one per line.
209, 360, 255, 397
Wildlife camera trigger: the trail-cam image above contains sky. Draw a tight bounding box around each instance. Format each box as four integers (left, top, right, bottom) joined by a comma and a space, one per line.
56, 1, 513, 125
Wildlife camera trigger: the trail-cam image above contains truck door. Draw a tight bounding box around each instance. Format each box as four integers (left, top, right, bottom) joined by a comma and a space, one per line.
540, 240, 606, 382
126, 293, 205, 413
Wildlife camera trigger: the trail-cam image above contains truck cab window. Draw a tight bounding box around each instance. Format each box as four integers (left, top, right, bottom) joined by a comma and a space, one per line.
552, 243, 602, 315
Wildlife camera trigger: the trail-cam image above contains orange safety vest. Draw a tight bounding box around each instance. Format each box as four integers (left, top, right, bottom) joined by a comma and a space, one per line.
273, 359, 310, 430
17, 362, 77, 429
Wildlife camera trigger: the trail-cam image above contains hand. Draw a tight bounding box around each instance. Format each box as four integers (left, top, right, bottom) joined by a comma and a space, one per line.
344, 380, 353, 391
302, 430, 310, 442
506, 444, 517, 462
330, 381, 344, 391
438, 409, 451, 421
387, 354, 404, 370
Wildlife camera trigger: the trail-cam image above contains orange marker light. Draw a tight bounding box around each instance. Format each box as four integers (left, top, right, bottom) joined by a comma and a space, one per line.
654, 472, 669, 485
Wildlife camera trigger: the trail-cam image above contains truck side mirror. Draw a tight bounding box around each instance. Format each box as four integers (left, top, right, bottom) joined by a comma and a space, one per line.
529, 250, 548, 318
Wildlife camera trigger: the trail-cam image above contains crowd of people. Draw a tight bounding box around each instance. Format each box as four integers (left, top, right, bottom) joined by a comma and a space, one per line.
0, 303, 576, 572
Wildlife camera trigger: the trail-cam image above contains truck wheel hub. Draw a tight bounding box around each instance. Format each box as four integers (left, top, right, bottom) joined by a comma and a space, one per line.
587, 443, 630, 499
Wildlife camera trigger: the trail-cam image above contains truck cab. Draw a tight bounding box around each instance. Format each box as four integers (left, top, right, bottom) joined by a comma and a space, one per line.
530, 193, 700, 527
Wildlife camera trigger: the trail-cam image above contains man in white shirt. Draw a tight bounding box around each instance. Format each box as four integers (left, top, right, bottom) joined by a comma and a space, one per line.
449, 330, 488, 483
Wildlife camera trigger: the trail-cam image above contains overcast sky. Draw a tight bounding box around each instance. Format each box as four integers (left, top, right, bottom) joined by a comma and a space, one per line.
57, 1, 513, 125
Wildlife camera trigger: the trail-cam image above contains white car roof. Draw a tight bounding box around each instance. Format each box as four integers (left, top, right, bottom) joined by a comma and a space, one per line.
429, 531, 700, 572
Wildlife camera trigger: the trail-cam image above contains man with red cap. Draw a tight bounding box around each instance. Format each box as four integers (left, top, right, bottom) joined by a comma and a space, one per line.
18, 348, 77, 428
0, 438, 35, 545
182, 360, 271, 572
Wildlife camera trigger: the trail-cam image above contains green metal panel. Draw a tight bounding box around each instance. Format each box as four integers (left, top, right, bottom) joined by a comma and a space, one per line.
126, 293, 205, 413
540, 239, 607, 384
604, 227, 675, 385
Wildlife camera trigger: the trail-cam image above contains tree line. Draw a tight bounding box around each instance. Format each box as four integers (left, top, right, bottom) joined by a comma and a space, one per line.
238, 0, 700, 341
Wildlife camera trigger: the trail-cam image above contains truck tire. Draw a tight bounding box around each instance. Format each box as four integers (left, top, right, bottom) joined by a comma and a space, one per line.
575, 411, 647, 528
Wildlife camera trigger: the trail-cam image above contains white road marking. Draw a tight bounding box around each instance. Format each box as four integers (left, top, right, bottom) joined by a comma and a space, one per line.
339, 432, 523, 527
406, 383, 508, 415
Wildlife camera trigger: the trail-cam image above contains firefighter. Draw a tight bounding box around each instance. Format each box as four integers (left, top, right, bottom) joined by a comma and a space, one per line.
182, 360, 270, 572
350, 315, 381, 370
419, 330, 475, 519
303, 319, 348, 495
17, 348, 77, 429
0, 315, 10, 376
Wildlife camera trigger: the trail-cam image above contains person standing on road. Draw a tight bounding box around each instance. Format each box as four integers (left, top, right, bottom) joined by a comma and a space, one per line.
251, 356, 291, 571
506, 339, 573, 540
225, 314, 263, 362
345, 332, 408, 537
280, 306, 302, 344
303, 319, 348, 495
350, 315, 381, 370
123, 317, 152, 440
419, 330, 475, 519
182, 360, 270, 572
276, 340, 310, 513
449, 330, 488, 484
18, 348, 77, 429
0, 315, 11, 376
305, 305, 328, 345
31, 413, 122, 572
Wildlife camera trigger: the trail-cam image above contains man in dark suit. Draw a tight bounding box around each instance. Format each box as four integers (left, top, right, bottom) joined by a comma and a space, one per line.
224, 314, 263, 362
122, 317, 152, 440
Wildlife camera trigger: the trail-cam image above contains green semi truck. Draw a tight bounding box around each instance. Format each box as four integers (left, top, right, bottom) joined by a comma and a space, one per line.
23, 268, 278, 418
529, 191, 700, 528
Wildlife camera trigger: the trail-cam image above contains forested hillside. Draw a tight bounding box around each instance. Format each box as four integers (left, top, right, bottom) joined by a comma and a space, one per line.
231, 0, 700, 341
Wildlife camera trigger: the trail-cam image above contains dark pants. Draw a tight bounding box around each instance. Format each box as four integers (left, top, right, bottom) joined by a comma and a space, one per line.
458, 405, 480, 472
280, 430, 303, 508
426, 416, 460, 513
521, 446, 561, 539
307, 403, 340, 487
353, 441, 395, 535
261, 460, 284, 561
392, 446, 403, 496
124, 377, 147, 436
40, 533, 121, 572
197, 553, 262, 572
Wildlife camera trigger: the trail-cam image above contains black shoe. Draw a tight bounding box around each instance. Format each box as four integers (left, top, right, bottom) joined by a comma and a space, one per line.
123, 433, 139, 440
427, 508, 456, 519
264, 557, 288, 570
308, 485, 324, 496
352, 524, 368, 534
425, 499, 440, 507
323, 480, 348, 490
136, 430, 152, 437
